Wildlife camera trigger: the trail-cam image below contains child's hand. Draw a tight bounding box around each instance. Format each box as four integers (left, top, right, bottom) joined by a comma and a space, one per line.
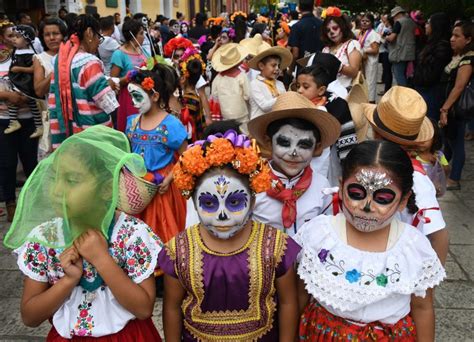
10, 66, 20, 73
74, 229, 109, 264
59, 246, 83, 283
158, 175, 172, 194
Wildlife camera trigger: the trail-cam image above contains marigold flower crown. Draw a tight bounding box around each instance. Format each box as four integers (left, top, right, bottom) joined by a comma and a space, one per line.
173, 130, 272, 199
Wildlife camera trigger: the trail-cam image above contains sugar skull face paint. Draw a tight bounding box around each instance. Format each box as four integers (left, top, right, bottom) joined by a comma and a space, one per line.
341, 168, 402, 232
327, 20, 342, 43
194, 172, 252, 240
271, 124, 316, 178
128, 83, 151, 115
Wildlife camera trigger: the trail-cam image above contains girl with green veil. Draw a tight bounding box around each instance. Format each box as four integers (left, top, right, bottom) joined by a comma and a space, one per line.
4, 125, 163, 341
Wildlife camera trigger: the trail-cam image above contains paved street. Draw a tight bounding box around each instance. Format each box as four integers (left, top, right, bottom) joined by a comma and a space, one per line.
0, 141, 472, 341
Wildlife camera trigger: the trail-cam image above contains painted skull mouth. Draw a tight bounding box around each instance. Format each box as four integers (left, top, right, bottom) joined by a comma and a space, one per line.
215, 226, 233, 232
354, 216, 378, 223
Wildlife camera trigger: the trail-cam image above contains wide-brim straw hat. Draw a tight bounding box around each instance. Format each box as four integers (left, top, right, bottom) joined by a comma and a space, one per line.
391, 6, 406, 18
248, 92, 341, 156
239, 34, 271, 56
346, 85, 370, 142
211, 43, 249, 72
363, 86, 433, 146
248, 45, 293, 71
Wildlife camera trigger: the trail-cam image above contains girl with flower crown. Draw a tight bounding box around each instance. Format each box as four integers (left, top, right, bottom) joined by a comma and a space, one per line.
296, 140, 445, 341
125, 66, 188, 245
159, 130, 301, 341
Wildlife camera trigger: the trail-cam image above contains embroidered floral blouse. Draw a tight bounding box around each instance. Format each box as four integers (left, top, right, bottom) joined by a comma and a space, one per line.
14, 213, 162, 338
294, 213, 445, 325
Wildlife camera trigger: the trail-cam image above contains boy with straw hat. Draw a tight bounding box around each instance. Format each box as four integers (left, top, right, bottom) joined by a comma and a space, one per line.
239, 33, 271, 82
210, 43, 250, 124
248, 45, 293, 119
362, 86, 449, 265
248, 91, 341, 236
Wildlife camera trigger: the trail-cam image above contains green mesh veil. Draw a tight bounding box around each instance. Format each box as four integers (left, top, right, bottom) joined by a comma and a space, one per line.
4, 125, 147, 249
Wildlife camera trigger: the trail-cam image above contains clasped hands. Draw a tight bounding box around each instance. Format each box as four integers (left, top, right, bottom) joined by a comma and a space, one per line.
59, 230, 109, 284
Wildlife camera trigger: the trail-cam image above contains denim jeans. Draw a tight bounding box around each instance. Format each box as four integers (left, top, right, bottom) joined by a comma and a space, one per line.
392, 61, 408, 87
444, 119, 466, 182
415, 84, 445, 122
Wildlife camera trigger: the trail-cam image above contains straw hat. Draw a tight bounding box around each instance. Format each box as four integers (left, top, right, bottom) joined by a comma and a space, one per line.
239, 34, 271, 56
346, 84, 370, 142
248, 45, 293, 71
211, 43, 249, 72
363, 86, 433, 146
248, 92, 341, 156
391, 6, 406, 18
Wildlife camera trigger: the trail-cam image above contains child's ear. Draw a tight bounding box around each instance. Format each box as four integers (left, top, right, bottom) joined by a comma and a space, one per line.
318, 85, 327, 96
313, 142, 323, 156
258, 61, 265, 71
151, 91, 161, 103
398, 191, 411, 212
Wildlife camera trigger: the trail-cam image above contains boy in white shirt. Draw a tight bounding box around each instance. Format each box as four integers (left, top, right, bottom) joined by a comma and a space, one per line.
248, 46, 292, 119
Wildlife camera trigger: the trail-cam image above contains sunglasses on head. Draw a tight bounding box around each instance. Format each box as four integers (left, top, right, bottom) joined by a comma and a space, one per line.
347, 183, 396, 205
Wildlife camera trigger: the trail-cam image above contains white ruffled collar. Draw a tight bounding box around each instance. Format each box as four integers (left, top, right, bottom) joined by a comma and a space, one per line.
294, 214, 445, 312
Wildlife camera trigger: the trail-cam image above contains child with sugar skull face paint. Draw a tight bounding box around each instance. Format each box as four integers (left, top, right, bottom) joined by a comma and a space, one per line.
295, 140, 445, 341
125, 67, 188, 245
248, 92, 341, 237
158, 129, 301, 341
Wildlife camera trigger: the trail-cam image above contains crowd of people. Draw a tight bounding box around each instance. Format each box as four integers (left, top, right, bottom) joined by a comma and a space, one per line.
0, 0, 472, 340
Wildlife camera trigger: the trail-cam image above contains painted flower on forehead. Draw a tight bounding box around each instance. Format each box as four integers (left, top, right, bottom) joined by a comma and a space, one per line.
355, 169, 393, 193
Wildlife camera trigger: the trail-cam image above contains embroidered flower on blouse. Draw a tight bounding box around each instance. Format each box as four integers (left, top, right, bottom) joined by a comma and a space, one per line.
376, 274, 388, 287
345, 269, 361, 283
318, 249, 330, 263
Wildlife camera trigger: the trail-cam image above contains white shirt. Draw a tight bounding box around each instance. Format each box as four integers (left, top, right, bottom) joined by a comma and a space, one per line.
211, 71, 250, 123
322, 40, 362, 90
252, 165, 332, 237
359, 29, 381, 65
249, 75, 286, 119
32, 37, 44, 54
14, 213, 162, 338
398, 170, 446, 236
99, 36, 121, 76
295, 214, 445, 324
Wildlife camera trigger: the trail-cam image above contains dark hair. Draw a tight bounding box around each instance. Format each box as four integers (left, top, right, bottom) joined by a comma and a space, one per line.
195, 13, 207, 26
290, 11, 299, 20
58, 7, 68, 15
427, 13, 451, 43
342, 140, 418, 214
259, 54, 281, 67
427, 118, 443, 153
72, 14, 99, 41
186, 58, 203, 87
266, 118, 321, 143
64, 13, 79, 38
176, 12, 184, 19
250, 23, 266, 37
203, 120, 242, 137
361, 13, 375, 28
169, 19, 178, 27
299, 0, 314, 12
321, 16, 355, 47
133, 13, 147, 21
38, 18, 67, 51
100, 16, 115, 31
16, 12, 29, 23
233, 15, 247, 43
454, 20, 474, 54
299, 65, 333, 87
210, 25, 223, 39
122, 18, 143, 42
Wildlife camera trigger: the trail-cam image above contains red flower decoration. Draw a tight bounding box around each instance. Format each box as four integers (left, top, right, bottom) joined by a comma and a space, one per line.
141, 77, 154, 91
163, 37, 194, 57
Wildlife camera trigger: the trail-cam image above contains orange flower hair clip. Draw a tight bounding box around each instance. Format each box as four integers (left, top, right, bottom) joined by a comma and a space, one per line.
326, 7, 342, 18
141, 77, 155, 91
173, 130, 271, 199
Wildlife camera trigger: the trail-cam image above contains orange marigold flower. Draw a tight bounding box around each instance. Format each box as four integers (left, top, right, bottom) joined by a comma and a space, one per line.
233, 147, 259, 174
141, 77, 155, 91
250, 163, 272, 193
205, 138, 235, 166
173, 162, 195, 197
181, 145, 209, 176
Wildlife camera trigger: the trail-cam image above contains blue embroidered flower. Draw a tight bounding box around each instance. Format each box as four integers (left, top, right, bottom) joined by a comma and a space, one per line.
345, 269, 361, 283
318, 249, 329, 263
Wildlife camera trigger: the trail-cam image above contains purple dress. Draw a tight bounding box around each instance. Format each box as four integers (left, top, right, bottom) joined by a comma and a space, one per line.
158, 221, 301, 341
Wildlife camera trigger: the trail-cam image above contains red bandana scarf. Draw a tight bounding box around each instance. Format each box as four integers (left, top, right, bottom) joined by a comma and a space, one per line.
266, 166, 313, 229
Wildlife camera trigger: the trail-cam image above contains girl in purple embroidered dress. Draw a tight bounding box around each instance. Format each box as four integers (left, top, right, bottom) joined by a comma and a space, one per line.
158, 129, 301, 341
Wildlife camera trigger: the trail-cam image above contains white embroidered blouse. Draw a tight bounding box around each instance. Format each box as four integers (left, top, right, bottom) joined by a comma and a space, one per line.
14, 213, 162, 338
294, 213, 445, 324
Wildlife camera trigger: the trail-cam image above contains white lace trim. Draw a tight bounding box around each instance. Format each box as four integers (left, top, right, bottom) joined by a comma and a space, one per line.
295, 214, 446, 312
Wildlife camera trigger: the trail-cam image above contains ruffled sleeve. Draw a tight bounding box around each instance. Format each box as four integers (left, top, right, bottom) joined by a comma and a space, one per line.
112, 214, 163, 284
295, 214, 445, 312
14, 242, 49, 282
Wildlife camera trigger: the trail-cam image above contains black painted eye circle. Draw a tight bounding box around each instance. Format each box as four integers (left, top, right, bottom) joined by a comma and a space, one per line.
347, 183, 366, 201
373, 189, 396, 205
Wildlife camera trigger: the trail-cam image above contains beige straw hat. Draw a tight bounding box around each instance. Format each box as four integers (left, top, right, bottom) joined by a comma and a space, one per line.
363, 86, 433, 146
211, 43, 249, 72
248, 45, 293, 71
346, 79, 370, 142
248, 92, 341, 156
239, 34, 271, 56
